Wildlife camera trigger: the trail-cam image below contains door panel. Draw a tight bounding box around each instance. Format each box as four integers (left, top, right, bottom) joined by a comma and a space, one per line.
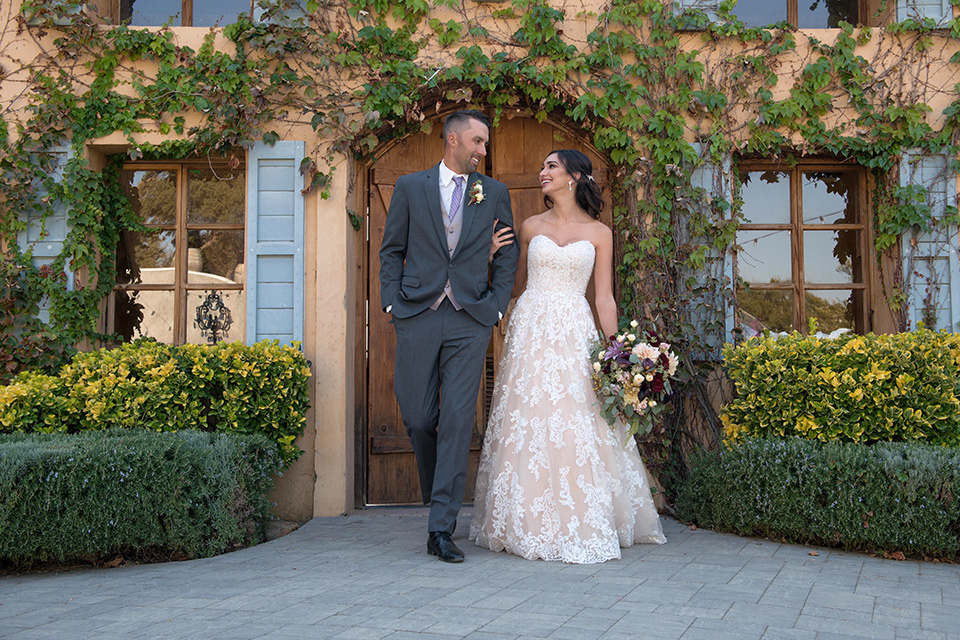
365, 115, 611, 505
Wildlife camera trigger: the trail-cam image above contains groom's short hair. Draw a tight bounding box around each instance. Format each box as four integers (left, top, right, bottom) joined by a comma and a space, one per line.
443, 109, 491, 144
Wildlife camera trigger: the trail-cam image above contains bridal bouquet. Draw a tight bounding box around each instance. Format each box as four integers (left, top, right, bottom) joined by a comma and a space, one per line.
590, 322, 680, 437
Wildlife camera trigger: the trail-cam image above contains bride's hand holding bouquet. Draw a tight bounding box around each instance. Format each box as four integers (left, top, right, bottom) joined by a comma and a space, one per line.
590, 321, 680, 437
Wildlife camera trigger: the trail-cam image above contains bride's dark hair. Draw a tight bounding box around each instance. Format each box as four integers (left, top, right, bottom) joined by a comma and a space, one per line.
543, 149, 604, 220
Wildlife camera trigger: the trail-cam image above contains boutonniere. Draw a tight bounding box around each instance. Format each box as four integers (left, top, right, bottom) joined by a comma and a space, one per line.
467, 180, 484, 206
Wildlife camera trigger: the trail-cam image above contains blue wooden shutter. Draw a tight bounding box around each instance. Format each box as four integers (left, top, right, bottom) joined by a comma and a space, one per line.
246, 140, 305, 345
682, 144, 735, 358
17, 146, 73, 324
900, 151, 960, 332
897, 0, 953, 25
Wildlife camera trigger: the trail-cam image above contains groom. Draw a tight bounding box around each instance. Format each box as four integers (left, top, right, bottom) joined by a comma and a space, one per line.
379, 109, 519, 562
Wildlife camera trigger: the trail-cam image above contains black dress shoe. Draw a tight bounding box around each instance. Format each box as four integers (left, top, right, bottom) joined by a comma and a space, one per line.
427, 531, 464, 563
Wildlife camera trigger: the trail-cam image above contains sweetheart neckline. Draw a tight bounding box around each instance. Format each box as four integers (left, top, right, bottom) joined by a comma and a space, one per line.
532, 234, 594, 250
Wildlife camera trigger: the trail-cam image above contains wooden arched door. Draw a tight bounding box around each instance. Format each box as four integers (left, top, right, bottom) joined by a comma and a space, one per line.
365, 114, 612, 505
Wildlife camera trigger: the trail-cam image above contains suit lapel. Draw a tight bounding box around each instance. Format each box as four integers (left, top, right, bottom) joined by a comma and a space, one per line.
422, 164, 447, 250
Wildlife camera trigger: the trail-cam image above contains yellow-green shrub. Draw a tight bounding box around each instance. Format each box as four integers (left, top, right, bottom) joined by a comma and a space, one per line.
721, 329, 960, 445
0, 371, 69, 433
0, 339, 311, 464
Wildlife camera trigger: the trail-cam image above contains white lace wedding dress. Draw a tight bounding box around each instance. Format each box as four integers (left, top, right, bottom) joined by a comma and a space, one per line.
469, 234, 666, 564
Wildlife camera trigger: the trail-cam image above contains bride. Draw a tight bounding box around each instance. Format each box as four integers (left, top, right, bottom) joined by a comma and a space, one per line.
469, 149, 666, 564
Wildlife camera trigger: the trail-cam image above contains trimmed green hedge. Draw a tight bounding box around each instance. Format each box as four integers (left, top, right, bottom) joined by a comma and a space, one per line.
675, 437, 960, 560
0, 429, 282, 567
721, 329, 960, 446
0, 339, 311, 465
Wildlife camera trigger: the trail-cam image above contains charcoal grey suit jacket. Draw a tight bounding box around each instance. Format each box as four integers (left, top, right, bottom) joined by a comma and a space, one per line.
379, 163, 518, 326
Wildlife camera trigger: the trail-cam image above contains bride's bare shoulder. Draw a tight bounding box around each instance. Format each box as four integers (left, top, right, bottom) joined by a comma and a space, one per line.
520, 214, 548, 236
523, 212, 550, 227
587, 219, 613, 244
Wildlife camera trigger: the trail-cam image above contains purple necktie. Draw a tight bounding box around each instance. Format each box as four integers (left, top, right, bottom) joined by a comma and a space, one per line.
449, 176, 464, 222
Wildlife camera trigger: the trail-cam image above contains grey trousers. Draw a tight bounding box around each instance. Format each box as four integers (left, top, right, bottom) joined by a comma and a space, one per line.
392, 299, 491, 534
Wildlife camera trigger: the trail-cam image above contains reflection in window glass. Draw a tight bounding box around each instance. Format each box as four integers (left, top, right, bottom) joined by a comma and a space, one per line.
120, 170, 176, 226
731, 0, 787, 25
116, 229, 176, 286
806, 290, 859, 334
802, 171, 856, 224
187, 230, 245, 283
122, 0, 181, 25
798, 0, 858, 28
132, 230, 176, 274
737, 229, 792, 283
187, 290, 245, 345
113, 289, 175, 344
739, 289, 794, 336
740, 171, 790, 224
803, 230, 860, 285
193, 0, 255, 26
187, 167, 245, 224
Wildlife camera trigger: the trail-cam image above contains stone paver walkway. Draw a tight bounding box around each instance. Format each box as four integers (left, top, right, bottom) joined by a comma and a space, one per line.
2, 508, 958, 639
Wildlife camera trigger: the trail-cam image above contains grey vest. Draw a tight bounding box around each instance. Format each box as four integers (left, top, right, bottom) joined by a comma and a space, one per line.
430, 190, 464, 310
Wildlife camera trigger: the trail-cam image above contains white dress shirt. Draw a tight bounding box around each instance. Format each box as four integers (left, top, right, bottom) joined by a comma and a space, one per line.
439, 159, 468, 209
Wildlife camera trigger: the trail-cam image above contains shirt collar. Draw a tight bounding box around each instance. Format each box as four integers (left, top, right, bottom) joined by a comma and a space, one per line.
439, 160, 468, 187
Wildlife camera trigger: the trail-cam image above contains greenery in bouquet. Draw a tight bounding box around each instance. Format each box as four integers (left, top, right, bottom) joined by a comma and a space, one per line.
590, 320, 680, 437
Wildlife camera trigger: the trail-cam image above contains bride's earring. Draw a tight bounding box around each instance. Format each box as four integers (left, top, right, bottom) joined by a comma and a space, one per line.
568, 180, 573, 191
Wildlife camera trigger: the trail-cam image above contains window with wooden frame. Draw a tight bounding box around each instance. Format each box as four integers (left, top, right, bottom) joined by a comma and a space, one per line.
82, 0, 307, 26
674, 0, 895, 28
735, 160, 870, 337
110, 160, 246, 345
87, 0, 256, 26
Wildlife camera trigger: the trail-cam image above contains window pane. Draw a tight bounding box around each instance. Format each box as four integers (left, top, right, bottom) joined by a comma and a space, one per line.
187, 230, 245, 283
193, 0, 253, 26
740, 170, 790, 224
113, 289, 175, 344
117, 230, 176, 286
806, 289, 860, 334
739, 289, 794, 336
798, 0, 858, 28
187, 167, 245, 224
802, 171, 857, 224
187, 290, 245, 345
909, 256, 954, 331
731, 0, 787, 26
120, 170, 177, 226
122, 0, 182, 25
737, 229, 792, 283
803, 230, 861, 284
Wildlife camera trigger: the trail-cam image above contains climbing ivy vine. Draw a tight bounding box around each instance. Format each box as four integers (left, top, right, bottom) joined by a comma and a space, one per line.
3, 0, 960, 482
